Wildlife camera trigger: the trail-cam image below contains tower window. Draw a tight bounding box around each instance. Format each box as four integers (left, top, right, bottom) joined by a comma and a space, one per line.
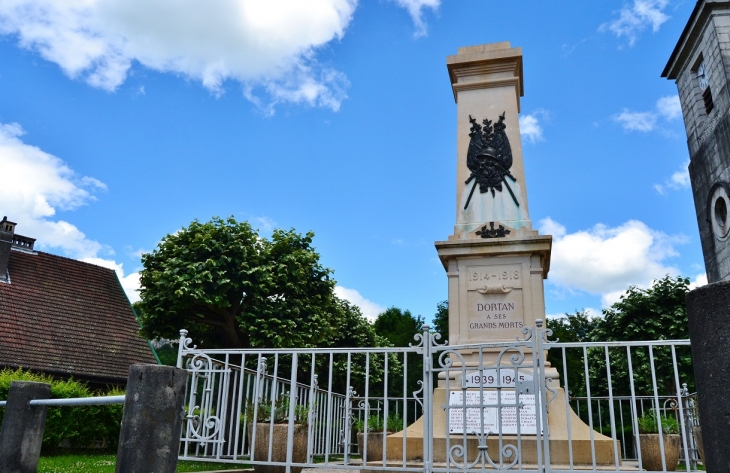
703, 87, 714, 114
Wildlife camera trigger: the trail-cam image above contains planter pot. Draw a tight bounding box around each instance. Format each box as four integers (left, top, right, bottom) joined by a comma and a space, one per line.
357, 432, 392, 462
639, 433, 680, 471
692, 426, 705, 464
248, 423, 308, 473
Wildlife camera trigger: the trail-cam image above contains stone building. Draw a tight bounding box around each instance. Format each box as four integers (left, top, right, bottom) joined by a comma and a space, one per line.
0, 217, 158, 388
663, 0, 730, 282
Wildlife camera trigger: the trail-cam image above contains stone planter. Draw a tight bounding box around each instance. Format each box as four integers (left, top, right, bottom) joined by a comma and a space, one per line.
357, 432, 391, 462
248, 423, 308, 473
639, 433, 680, 471
692, 426, 704, 464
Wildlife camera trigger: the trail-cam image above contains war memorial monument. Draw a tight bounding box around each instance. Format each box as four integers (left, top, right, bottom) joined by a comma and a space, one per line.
369, 42, 618, 468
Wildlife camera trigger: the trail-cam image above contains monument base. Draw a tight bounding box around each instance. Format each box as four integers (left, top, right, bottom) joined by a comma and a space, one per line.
360, 387, 619, 469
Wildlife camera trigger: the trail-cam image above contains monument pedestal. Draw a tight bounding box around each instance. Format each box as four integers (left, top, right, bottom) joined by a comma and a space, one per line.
435, 230, 551, 358
366, 387, 618, 468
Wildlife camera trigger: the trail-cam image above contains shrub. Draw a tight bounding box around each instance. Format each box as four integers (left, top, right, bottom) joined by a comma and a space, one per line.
0, 369, 124, 452
244, 396, 309, 426
637, 409, 679, 435
354, 414, 404, 433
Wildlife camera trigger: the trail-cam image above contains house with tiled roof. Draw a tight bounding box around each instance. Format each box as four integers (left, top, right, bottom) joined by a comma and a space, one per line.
0, 217, 158, 388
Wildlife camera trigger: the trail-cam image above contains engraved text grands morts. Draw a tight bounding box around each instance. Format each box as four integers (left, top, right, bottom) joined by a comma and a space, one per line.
466, 264, 524, 338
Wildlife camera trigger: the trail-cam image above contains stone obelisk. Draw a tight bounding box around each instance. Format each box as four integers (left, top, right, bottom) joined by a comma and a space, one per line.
436, 42, 551, 356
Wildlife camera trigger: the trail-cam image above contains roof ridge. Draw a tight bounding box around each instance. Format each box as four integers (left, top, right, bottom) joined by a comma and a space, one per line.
31, 250, 117, 274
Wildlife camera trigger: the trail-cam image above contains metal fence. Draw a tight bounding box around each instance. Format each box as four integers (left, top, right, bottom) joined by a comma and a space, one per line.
177, 323, 704, 473
568, 390, 700, 464
176, 329, 425, 468
177, 345, 351, 459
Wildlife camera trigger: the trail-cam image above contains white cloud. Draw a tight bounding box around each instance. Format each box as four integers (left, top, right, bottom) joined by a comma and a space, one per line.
614, 109, 657, 132
0, 122, 107, 258
0, 0, 358, 111
125, 246, 149, 259
656, 95, 681, 120
614, 95, 682, 134
539, 217, 687, 308
334, 285, 385, 322
600, 0, 670, 46
519, 114, 543, 144
253, 216, 277, 233
546, 307, 602, 319
689, 272, 708, 290
654, 159, 690, 195
119, 271, 141, 303
0, 119, 141, 301
583, 307, 602, 318
390, 0, 440, 37
539, 218, 566, 239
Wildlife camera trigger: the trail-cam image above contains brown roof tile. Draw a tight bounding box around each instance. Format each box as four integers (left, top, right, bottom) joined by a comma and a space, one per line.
0, 249, 157, 384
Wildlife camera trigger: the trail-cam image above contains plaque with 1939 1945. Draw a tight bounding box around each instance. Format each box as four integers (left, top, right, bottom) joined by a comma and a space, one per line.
448, 368, 541, 435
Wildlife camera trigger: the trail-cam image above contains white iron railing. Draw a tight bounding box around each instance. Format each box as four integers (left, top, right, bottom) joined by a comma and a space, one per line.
177, 323, 704, 473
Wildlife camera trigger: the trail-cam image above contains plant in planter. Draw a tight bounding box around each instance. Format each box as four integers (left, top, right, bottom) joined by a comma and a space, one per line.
637, 409, 681, 471
244, 396, 310, 473
354, 414, 404, 462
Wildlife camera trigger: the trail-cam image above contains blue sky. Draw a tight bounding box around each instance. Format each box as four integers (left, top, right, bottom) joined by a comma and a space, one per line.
0, 0, 705, 325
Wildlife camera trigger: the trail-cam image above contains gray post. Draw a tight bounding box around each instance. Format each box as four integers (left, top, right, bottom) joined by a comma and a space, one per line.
116, 364, 188, 473
686, 280, 730, 473
0, 381, 51, 473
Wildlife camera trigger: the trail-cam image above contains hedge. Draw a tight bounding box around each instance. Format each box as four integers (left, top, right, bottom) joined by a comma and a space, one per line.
0, 369, 124, 452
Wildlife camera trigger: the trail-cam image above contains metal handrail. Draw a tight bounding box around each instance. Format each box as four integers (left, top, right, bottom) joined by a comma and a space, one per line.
0, 394, 125, 407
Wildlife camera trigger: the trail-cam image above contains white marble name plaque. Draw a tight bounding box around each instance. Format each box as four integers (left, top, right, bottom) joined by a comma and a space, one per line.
448, 390, 538, 435
462, 369, 533, 389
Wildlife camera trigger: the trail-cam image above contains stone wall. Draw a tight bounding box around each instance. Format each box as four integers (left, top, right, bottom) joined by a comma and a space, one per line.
688, 111, 730, 281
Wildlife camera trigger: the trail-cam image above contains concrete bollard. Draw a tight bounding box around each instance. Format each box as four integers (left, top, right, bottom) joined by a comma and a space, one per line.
116, 364, 188, 473
0, 381, 52, 473
686, 280, 730, 473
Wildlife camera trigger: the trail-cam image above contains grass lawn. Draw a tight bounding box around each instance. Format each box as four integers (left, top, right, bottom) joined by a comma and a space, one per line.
38, 454, 246, 472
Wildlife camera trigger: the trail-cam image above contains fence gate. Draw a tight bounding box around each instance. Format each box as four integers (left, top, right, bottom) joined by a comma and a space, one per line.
177, 322, 699, 473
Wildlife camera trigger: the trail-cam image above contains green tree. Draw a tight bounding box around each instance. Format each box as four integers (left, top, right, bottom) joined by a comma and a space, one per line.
138, 217, 340, 349
373, 307, 424, 347
326, 299, 393, 394
546, 311, 598, 397
432, 300, 449, 342
592, 275, 691, 343
372, 307, 423, 423
589, 275, 694, 396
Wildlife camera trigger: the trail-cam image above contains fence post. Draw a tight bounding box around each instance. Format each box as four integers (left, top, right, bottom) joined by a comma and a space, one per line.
420, 324, 432, 473
686, 280, 730, 473
115, 364, 187, 473
0, 381, 51, 473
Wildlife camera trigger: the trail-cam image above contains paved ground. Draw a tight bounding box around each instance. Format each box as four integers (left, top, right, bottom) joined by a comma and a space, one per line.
191, 468, 387, 473
302, 470, 354, 473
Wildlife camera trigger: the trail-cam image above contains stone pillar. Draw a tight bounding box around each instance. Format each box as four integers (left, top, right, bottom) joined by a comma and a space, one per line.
0, 381, 51, 473
116, 364, 188, 473
439, 41, 551, 361
685, 280, 730, 473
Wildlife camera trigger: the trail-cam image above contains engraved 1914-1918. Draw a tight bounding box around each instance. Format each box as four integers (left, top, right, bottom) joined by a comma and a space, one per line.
467, 264, 524, 335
